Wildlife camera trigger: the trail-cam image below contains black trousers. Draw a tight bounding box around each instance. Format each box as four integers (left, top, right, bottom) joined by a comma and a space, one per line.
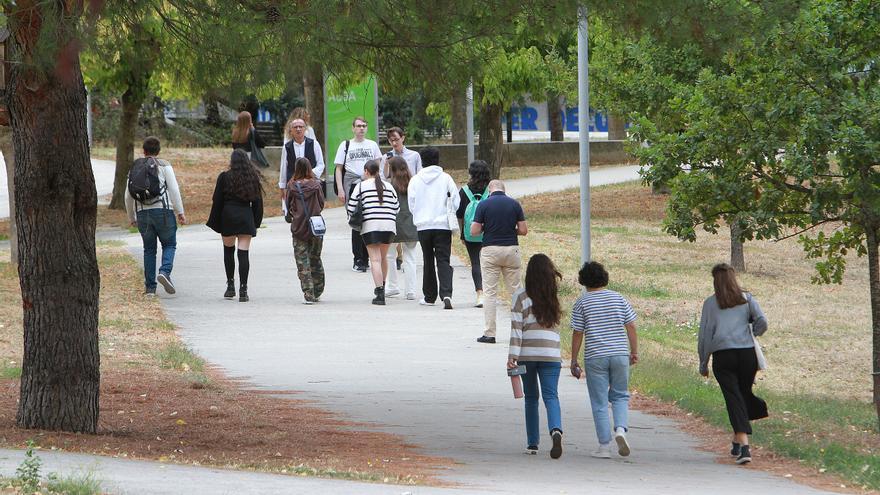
418, 229, 453, 302
463, 240, 483, 291
712, 348, 768, 434
347, 182, 368, 267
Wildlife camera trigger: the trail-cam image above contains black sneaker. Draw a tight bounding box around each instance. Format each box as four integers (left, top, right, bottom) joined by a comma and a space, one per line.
476, 336, 496, 344
224, 279, 235, 299
736, 445, 752, 464
396, 258, 403, 270
550, 429, 563, 459
356, 264, 368, 273
157, 273, 176, 294
352, 262, 361, 272
730, 442, 741, 457
442, 296, 453, 309
239, 285, 249, 302
144, 288, 157, 297
524, 445, 538, 455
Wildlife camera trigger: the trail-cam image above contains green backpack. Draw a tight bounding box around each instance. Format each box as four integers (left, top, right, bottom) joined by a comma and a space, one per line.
462, 185, 487, 242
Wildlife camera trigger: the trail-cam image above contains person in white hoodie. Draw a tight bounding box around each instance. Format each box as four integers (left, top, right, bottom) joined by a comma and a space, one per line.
407, 147, 460, 309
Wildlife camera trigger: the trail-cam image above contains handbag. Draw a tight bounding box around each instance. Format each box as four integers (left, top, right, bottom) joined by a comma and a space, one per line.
446, 190, 460, 234
347, 183, 365, 231
249, 130, 269, 168
295, 182, 326, 237
747, 294, 768, 370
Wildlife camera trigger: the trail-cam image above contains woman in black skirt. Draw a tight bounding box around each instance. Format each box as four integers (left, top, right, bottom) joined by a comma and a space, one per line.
207, 149, 264, 302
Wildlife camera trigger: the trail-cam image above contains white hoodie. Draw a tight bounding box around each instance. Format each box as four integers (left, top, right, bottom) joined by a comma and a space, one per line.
408, 165, 460, 231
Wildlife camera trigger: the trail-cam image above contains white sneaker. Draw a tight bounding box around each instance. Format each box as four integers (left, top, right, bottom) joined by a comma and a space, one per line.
385, 287, 401, 297
475, 293, 484, 308
405, 293, 416, 300
591, 444, 612, 459
419, 298, 435, 306
614, 428, 631, 457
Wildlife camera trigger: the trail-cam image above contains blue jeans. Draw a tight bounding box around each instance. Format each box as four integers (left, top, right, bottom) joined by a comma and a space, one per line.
137, 208, 177, 290
585, 355, 630, 444
520, 361, 562, 447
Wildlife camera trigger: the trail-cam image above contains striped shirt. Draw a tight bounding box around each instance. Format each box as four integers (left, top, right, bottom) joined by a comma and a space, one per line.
346, 178, 399, 234
571, 289, 637, 360
508, 288, 561, 363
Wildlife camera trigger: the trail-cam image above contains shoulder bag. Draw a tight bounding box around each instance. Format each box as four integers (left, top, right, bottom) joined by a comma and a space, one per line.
747, 294, 767, 370
348, 183, 365, 231
295, 182, 326, 237
249, 130, 269, 168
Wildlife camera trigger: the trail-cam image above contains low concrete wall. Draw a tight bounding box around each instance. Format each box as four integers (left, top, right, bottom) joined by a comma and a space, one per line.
263, 140, 632, 173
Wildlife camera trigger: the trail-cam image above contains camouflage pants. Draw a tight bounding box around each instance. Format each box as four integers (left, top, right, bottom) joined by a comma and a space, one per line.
293, 237, 325, 301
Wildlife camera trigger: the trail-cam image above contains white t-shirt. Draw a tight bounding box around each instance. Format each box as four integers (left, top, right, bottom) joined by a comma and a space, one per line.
334, 139, 382, 177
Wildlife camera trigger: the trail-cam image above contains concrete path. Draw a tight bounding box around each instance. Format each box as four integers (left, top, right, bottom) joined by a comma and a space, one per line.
0, 152, 115, 219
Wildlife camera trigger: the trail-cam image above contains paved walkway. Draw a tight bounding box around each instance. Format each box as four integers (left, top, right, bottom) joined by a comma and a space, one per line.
0, 166, 836, 494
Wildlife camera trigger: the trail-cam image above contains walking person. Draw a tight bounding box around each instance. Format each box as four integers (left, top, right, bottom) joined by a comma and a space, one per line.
470, 180, 527, 343
508, 254, 565, 459
279, 117, 324, 215
285, 107, 316, 140
456, 160, 491, 308
408, 146, 459, 309
384, 156, 419, 300
285, 157, 326, 304
334, 116, 383, 272
570, 261, 638, 459
231, 111, 268, 167
346, 160, 399, 305
698, 263, 769, 465
125, 136, 186, 296
206, 149, 265, 302
383, 126, 422, 271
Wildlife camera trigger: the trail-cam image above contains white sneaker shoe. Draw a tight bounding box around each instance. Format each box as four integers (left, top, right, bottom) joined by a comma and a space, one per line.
614, 428, 631, 457
385, 287, 401, 297
419, 298, 435, 306
591, 443, 612, 459
405, 293, 416, 300
475, 293, 484, 308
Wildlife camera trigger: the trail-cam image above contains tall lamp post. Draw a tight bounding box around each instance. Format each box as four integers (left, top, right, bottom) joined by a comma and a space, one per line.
577, 4, 591, 264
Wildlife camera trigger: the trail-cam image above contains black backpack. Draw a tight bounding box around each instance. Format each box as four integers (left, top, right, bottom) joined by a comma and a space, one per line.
128, 157, 165, 204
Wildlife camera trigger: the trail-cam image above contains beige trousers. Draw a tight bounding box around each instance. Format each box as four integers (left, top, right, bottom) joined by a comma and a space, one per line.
480, 245, 522, 337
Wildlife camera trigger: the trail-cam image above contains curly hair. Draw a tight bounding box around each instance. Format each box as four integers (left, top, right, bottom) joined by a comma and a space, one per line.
226, 149, 264, 201
525, 254, 563, 328
467, 160, 491, 193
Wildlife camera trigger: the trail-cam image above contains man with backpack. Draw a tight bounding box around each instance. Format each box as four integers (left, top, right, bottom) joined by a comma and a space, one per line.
470, 180, 528, 343
125, 136, 186, 296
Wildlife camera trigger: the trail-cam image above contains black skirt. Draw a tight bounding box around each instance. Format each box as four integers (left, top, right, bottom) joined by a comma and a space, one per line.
362, 231, 393, 245
220, 202, 257, 236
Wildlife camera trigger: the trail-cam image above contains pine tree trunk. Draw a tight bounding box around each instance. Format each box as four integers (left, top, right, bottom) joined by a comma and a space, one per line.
203, 93, 223, 127
866, 226, 880, 429
0, 127, 17, 264
303, 63, 325, 152
451, 89, 468, 144
506, 108, 513, 143
8, 1, 101, 433
730, 223, 746, 272
479, 100, 504, 179
548, 92, 564, 142
608, 113, 627, 140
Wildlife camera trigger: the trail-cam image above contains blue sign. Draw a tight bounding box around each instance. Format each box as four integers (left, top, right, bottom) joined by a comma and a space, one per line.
504, 105, 609, 132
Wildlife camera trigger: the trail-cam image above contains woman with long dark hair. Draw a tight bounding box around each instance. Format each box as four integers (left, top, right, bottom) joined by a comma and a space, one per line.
346, 159, 399, 305
285, 157, 325, 304
698, 263, 769, 465
385, 156, 419, 300
456, 160, 491, 307
507, 253, 564, 459
207, 149, 264, 302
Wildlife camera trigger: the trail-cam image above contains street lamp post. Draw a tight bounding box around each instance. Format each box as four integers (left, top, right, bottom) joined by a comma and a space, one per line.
577, 4, 591, 264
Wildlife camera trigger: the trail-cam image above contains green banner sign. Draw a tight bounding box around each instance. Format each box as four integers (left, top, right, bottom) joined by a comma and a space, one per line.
324, 77, 378, 177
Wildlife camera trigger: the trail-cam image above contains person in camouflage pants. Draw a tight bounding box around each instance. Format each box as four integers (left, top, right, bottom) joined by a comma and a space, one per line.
293, 237, 325, 302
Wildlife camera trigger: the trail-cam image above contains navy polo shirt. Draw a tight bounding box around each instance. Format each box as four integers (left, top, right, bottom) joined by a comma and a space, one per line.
473, 191, 525, 247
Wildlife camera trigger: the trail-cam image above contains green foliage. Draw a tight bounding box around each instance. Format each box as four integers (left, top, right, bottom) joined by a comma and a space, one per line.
45, 472, 102, 495
155, 341, 205, 373
15, 441, 42, 494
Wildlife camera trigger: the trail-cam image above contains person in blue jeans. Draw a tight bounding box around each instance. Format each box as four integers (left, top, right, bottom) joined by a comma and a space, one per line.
570, 261, 638, 459
507, 254, 565, 458
125, 137, 187, 296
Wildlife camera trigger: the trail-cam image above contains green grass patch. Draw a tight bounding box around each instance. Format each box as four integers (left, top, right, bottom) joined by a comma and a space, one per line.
154, 341, 205, 373
45, 471, 103, 495
0, 234, 8, 241
0, 363, 21, 379
96, 240, 125, 248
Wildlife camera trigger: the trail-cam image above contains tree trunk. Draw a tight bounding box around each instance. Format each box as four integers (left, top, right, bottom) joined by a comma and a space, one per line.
478, 100, 504, 179
8, 1, 101, 433
506, 108, 513, 143
451, 88, 468, 144
548, 91, 564, 142
866, 226, 880, 429
303, 63, 325, 153
108, 87, 145, 209
0, 127, 17, 264
203, 92, 223, 127
608, 113, 627, 140
730, 222, 746, 272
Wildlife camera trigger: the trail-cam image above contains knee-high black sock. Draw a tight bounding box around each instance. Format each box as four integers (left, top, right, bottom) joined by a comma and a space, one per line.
224, 245, 235, 280
237, 249, 250, 286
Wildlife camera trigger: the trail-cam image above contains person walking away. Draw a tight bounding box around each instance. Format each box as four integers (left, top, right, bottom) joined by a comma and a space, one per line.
508, 254, 565, 459
570, 261, 638, 459
279, 117, 324, 215
206, 149, 264, 302
334, 116, 383, 272
125, 136, 186, 296
385, 156, 419, 300
346, 160, 399, 305
471, 179, 527, 343
698, 263, 769, 465
383, 126, 423, 270
408, 146, 459, 309
231, 111, 267, 165
285, 157, 326, 304
456, 160, 491, 308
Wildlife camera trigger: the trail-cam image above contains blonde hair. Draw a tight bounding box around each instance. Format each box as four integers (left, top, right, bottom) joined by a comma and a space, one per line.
232, 111, 253, 143
285, 107, 311, 139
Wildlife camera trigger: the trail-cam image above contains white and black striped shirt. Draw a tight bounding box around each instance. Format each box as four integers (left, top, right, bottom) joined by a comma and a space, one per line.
571, 289, 637, 360
346, 178, 399, 234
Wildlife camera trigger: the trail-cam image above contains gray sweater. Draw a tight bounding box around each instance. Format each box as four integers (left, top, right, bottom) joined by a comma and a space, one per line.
697, 293, 768, 374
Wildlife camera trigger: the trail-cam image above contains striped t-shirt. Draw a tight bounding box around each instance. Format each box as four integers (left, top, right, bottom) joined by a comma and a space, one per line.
346, 178, 399, 234
508, 288, 561, 362
570, 289, 637, 360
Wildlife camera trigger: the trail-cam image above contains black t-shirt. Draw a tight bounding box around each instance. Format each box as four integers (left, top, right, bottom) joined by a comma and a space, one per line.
456, 186, 488, 241
472, 191, 525, 247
